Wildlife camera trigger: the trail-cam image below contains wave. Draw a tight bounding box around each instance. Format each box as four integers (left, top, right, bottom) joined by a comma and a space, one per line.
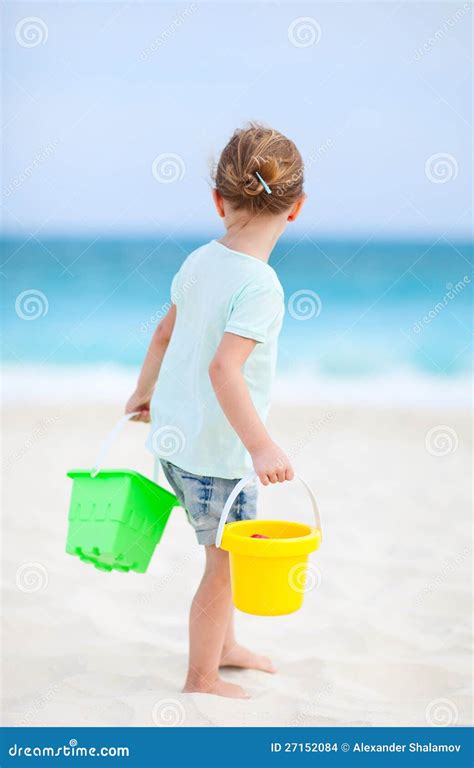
2, 364, 470, 409
274, 369, 471, 409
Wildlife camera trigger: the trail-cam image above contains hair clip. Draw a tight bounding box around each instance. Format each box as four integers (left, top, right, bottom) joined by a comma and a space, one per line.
255, 171, 272, 195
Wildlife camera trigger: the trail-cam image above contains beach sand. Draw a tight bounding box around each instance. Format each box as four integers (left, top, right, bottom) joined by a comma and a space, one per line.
1, 401, 471, 727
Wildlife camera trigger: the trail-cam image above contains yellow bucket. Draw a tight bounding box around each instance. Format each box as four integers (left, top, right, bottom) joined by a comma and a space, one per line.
216, 474, 322, 616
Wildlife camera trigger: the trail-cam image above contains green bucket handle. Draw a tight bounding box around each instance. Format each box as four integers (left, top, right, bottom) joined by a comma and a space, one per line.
90, 411, 141, 478
215, 471, 323, 548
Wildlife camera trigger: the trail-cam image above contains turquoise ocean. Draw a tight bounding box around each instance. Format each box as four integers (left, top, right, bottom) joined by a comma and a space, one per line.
1, 235, 472, 406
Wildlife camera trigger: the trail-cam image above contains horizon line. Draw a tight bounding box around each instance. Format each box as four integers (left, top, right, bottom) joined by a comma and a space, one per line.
0, 231, 472, 247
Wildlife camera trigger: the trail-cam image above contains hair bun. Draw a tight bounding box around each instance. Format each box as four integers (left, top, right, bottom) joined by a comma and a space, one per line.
242, 157, 281, 197
214, 123, 304, 213
242, 171, 263, 197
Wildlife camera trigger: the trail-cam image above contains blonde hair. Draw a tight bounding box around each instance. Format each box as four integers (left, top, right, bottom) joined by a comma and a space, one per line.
214, 123, 304, 214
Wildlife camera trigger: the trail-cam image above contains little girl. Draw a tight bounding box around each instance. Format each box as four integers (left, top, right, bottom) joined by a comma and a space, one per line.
126, 124, 305, 699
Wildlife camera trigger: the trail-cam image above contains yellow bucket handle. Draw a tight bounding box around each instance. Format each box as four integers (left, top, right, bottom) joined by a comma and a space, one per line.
215, 471, 323, 548
90, 411, 140, 477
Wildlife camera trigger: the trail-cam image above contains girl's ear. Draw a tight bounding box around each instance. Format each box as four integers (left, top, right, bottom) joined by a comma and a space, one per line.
212, 188, 226, 218
287, 195, 307, 222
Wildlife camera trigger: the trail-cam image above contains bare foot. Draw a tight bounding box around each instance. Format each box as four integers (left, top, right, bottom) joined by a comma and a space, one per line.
220, 644, 276, 673
183, 677, 250, 699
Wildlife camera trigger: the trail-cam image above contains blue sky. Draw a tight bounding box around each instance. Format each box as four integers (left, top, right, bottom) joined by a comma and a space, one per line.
2, 1, 472, 239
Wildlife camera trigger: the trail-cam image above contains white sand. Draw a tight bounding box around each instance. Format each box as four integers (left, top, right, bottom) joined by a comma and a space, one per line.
1, 402, 471, 727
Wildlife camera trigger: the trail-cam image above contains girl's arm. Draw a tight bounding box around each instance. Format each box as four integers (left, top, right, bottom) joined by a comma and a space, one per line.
125, 305, 176, 422
209, 332, 294, 485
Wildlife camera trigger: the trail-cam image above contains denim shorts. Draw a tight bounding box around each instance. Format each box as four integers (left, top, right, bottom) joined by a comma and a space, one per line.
160, 460, 257, 546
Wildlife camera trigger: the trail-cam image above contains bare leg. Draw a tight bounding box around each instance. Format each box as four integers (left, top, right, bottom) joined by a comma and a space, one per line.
183, 545, 249, 698
220, 608, 276, 673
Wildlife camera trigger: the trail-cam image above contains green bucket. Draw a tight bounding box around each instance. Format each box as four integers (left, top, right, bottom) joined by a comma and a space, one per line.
66, 413, 179, 573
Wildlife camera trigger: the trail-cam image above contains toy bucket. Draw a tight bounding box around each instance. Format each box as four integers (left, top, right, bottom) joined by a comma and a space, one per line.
216, 473, 322, 616
66, 412, 179, 573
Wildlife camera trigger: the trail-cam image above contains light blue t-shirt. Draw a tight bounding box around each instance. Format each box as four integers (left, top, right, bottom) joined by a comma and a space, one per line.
147, 239, 285, 479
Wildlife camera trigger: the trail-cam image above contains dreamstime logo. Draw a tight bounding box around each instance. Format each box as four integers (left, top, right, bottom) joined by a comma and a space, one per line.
425, 153, 458, 184
288, 562, 322, 594
18, 682, 63, 726
140, 552, 197, 605
3, 139, 61, 198
274, 137, 334, 197
288, 17, 322, 48
140, 275, 197, 334
291, 683, 333, 725
140, 3, 198, 61
3, 411, 61, 473
15, 17, 49, 48
425, 698, 459, 726
15, 289, 49, 320
412, 276, 470, 334
424, 426, 458, 457
288, 289, 322, 320
151, 426, 186, 457
15, 562, 49, 593
412, 3, 471, 61
414, 546, 470, 606
152, 698, 186, 726
152, 153, 186, 184
307, 137, 334, 166
287, 411, 335, 462
274, 165, 304, 197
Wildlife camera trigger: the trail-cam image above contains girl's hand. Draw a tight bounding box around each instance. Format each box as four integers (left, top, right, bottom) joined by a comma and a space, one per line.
125, 391, 151, 422
250, 440, 294, 485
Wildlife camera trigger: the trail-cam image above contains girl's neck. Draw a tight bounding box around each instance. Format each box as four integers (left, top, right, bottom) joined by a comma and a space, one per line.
219, 217, 285, 263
